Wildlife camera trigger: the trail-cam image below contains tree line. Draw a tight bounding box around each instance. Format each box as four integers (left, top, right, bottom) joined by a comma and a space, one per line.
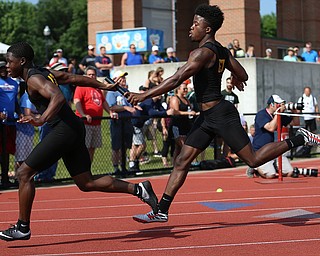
0, 0, 87, 65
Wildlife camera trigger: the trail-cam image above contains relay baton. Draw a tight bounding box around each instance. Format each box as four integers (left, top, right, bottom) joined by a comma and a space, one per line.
104, 72, 128, 95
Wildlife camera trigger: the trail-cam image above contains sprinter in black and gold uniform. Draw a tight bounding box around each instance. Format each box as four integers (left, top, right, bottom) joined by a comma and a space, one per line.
126, 4, 320, 223
0, 42, 158, 241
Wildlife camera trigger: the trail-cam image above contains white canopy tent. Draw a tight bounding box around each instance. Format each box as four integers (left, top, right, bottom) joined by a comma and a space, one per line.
0, 42, 10, 54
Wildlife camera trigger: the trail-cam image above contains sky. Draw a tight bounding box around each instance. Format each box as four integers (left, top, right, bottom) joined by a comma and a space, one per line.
15, 0, 277, 16
260, 0, 276, 15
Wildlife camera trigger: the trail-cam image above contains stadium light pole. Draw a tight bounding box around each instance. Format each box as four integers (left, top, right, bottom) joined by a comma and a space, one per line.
43, 25, 51, 62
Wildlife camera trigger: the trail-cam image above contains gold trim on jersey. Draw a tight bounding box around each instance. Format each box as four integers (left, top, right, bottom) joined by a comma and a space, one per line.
218, 59, 225, 73
47, 73, 58, 86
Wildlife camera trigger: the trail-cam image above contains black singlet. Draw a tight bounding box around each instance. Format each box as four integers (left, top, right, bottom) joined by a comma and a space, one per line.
24, 67, 90, 176
193, 41, 229, 103
26, 67, 80, 129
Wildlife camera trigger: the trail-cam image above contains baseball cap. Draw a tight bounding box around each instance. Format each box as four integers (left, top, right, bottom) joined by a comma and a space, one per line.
287, 47, 294, 52
0, 61, 6, 68
166, 47, 174, 54
267, 94, 285, 105
50, 62, 68, 71
112, 70, 128, 79
56, 48, 63, 53
152, 45, 159, 52
88, 45, 95, 50
266, 48, 272, 53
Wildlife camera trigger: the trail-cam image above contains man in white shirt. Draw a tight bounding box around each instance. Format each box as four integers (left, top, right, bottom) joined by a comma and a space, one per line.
298, 86, 319, 132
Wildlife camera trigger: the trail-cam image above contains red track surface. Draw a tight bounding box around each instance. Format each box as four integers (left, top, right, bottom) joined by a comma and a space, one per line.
1, 158, 320, 256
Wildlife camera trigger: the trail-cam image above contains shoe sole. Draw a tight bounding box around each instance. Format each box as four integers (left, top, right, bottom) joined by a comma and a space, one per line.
132, 216, 168, 223
140, 181, 158, 213
0, 234, 31, 241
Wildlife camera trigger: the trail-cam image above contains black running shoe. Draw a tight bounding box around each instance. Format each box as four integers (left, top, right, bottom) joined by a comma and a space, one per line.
137, 181, 158, 214
0, 224, 31, 241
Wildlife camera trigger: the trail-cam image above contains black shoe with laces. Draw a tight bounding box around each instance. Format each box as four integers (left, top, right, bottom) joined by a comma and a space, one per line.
137, 180, 158, 214
0, 224, 31, 241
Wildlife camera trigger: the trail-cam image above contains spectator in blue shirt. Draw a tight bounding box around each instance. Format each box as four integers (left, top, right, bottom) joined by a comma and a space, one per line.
164, 47, 179, 63
106, 71, 137, 176
148, 45, 164, 64
0, 61, 21, 188
301, 42, 318, 62
120, 44, 143, 67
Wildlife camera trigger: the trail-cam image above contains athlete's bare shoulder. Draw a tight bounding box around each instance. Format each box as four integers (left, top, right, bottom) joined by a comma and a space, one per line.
189, 47, 214, 63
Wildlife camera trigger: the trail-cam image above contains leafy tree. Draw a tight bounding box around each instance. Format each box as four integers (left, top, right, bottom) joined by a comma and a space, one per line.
261, 12, 277, 38
0, 0, 87, 65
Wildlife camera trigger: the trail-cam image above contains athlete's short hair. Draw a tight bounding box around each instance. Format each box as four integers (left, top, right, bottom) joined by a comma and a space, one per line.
7, 42, 34, 62
195, 4, 224, 33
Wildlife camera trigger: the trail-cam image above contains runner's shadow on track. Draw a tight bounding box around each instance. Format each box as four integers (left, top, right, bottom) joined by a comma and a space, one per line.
8, 222, 227, 248
9, 215, 320, 248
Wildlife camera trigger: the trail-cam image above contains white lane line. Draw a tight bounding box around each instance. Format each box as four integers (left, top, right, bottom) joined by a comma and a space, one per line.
22, 238, 320, 256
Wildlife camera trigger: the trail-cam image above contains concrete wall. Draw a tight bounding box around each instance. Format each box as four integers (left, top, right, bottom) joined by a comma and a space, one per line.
111, 58, 320, 126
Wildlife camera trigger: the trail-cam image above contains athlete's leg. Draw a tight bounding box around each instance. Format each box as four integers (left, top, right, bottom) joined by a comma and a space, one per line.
15, 162, 37, 222
236, 140, 291, 168
73, 171, 134, 194
163, 144, 202, 197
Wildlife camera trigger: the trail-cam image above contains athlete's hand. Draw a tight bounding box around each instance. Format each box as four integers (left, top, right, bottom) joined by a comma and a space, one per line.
125, 92, 146, 106
230, 76, 247, 91
17, 115, 45, 127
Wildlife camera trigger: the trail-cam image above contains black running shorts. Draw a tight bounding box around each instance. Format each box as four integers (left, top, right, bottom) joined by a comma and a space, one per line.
185, 100, 250, 153
25, 120, 91, 177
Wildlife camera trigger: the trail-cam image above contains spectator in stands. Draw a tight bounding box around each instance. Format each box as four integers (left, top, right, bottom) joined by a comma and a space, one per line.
302, 42, 318, 62
221, 77, 239, 108
120, 43, 143, 67
130, 92, 176, 172
95, 46, 113, 78
0, 61, 21, 188
264, 48, 272, 59
50, 63, 73, 106
68, 57, 77, 74
170, 81, 196, 163
248, 124, 255, 144
49, 52, 59, 67
14, 92, 36, 181
245, 44, 255, 58
247, 95, 299, 178
154, 66, 164, 85
164, 47, 179, 62
283, 47, 297, 62
144, 70, 158, 89
161, 90, 176, 167
232, 39, 245, 58
106, 71, 136, 176
148, 45, 164, 64
79, 45, 96, 74
293, 46, 303, 61
56, 48, 67, 65
74, 66, 113, 162
298, 86, 319, 133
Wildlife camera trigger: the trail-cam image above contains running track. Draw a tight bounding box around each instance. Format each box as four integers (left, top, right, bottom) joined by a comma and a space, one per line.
1, 158, 319, 256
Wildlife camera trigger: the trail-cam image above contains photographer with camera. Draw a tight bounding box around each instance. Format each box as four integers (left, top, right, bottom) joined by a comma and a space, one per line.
246, 95, 300, 179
